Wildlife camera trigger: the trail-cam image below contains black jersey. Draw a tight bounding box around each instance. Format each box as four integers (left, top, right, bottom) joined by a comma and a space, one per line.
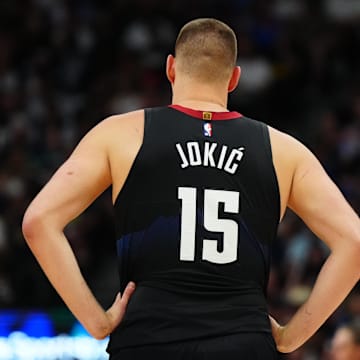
107, 105, 280, 353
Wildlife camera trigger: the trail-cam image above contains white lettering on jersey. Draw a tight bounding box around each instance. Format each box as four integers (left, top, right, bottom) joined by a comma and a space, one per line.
217, 145, 228, 170
224, 147, 245, 174
203, 142, 217, 167
175, 142, 245, 174
187, 142, 202, 166
176, 143, 189, 169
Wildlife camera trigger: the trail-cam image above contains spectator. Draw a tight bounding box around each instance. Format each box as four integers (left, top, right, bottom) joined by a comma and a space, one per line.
331, 321, 360, 360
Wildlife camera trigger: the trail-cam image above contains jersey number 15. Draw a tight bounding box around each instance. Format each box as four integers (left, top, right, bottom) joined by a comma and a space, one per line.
178, 187, 240, 264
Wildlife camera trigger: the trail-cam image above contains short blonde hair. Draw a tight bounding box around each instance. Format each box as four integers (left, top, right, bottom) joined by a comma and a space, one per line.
175, 18, 238, 83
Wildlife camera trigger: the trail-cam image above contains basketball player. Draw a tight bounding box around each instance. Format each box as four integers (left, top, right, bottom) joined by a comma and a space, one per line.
331, 322, 360, 360
22, 18, 360, 359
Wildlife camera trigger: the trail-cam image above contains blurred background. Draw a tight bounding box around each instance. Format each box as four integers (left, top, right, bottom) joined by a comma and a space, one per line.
0, 0, 359, 359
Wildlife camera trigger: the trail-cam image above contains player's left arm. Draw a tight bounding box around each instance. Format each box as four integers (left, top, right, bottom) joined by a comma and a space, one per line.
269, 131, 360, 352
22, 117, 135, 339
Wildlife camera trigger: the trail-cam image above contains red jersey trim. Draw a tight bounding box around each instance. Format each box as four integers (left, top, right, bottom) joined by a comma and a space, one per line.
169, 104, 242, 120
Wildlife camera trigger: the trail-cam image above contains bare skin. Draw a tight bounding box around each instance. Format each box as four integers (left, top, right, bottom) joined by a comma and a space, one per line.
22, 54, 360, 347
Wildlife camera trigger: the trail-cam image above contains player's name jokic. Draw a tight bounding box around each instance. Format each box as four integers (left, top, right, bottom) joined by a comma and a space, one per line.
175, 141, 245, 175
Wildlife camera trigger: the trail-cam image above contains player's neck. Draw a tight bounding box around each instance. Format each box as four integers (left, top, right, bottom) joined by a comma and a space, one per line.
171, 80, 229, 112
173, 99, 229, 112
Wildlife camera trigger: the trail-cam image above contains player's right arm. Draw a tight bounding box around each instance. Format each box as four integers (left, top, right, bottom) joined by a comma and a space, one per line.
21, 113, 142, 339
269, 128, 360, 353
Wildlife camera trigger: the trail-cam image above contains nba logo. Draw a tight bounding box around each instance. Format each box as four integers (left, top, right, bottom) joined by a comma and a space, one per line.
203, 122, 212, 137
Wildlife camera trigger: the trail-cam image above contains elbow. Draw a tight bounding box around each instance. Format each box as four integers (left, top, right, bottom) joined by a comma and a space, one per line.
347, 235, 360, 259
353, 240, 360, 272
333, 234, 360, 275
22, 210, 37, 242
22, 207, 47, 243
333, 228, 360, 259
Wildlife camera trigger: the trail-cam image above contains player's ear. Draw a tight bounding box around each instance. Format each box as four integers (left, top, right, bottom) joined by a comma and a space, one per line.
166, 54, 176, 85
228, 66, 241, 93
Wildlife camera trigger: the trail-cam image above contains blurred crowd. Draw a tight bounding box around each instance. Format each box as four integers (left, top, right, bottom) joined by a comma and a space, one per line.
0, 0, 359, 359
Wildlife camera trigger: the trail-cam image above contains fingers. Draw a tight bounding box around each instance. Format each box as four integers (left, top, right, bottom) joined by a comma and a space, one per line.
120, 281, 136, 305
268, 315, 287, 352
269, 315, 276, 326
269, 315, 281, 335
106, 282, 136, 334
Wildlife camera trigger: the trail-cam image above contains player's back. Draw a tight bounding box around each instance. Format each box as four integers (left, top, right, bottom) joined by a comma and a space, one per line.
108, 105, 280, 352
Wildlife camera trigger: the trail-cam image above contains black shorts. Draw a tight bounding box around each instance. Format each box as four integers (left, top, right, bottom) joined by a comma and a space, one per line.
109, 332, 279, 360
